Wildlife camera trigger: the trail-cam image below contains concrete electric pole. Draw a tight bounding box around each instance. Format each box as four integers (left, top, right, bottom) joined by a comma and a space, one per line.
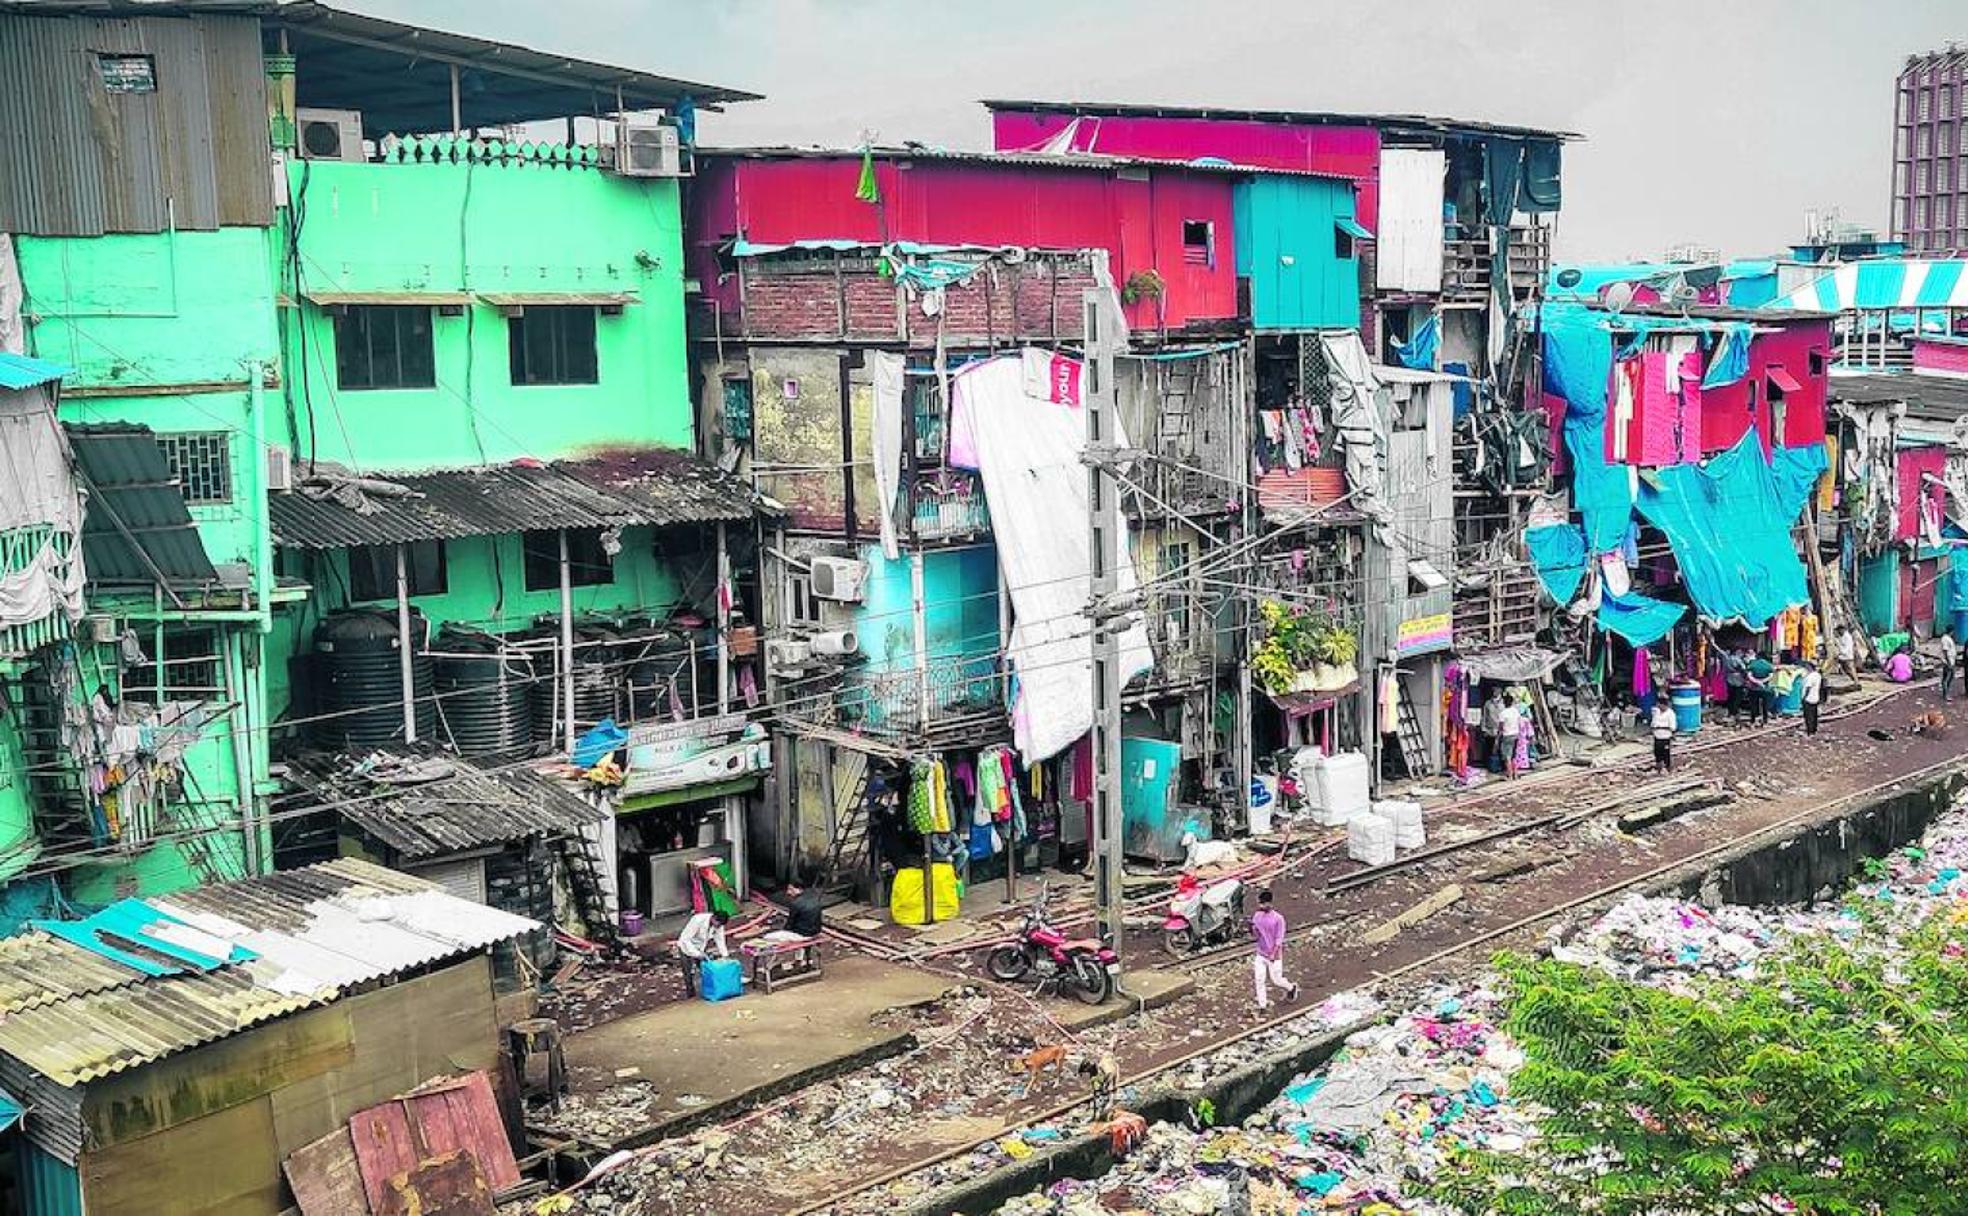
1083, 290, 1125, 972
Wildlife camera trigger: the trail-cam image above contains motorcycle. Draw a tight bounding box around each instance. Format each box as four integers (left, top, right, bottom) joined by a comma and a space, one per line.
1163, 874, 1246, 956
986, 885, 1118, 1004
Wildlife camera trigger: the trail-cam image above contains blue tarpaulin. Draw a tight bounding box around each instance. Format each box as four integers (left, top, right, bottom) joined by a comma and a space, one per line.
1633, 433, 1824, 627
1948, 547, 1968, 616
1525, 523, 1589, 604
1598, 589, 1686, 646
0, 1089, 19, 1134
1392, 314, 1438, 371
1541, 304, 1635, 552
1700, 324, 1752, 389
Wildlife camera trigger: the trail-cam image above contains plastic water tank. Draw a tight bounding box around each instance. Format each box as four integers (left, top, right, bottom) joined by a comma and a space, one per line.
312, 609, 433, 749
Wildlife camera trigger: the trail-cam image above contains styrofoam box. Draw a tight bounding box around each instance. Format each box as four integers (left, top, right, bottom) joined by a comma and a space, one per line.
1374, 799, 1425, 850
1315, 751, 1372, 827
1289, 748, 1327, 812
1347, 812, 1397, 866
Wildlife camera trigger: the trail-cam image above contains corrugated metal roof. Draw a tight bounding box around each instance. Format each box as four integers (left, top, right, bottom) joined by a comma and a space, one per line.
699, 144, 1351, 182
1829, 371, 1968, 415
287, 752, 605, 860
0, 858, 535, 1087
269, 451, 767, 549
62, 423, 220, 589
980, 98, 1582, 142
0, 355, 71, 391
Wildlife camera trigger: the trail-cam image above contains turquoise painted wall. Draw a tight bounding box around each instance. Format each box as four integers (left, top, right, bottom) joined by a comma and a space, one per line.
13, 229, 278, 900
1859, 549, 1899, 635
17, 229, 279, 573
281, 152, 693, 470
1233, 175, 1363, 331
852, 543, 1001, 674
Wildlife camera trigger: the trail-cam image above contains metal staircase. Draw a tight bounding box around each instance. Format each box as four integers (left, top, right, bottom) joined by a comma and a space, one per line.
554, 829, 620, 948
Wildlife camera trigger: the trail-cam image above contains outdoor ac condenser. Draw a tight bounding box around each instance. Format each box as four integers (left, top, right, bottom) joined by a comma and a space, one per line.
614, 123, 688, 177
295, 108, 365, 162
808, 630, 859, 658
809, 556, 867, 602
764, 639, 811, 672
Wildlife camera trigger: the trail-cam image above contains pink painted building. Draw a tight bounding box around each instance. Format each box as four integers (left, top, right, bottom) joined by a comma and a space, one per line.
1912, 334, 1968, 377
685, 147, 1257, 336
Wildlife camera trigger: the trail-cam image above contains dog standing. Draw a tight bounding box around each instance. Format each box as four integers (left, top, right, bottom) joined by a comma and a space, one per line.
1009, 1044, 1068, 1096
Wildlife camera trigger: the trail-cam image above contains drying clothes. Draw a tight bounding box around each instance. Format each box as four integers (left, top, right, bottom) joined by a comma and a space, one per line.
1633, 647, 1654, 703
1070, 734, 1095, 802
1800, 610, 1820, 660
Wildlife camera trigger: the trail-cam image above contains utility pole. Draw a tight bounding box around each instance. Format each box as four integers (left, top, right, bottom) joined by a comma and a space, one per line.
1083, 290, 1125, 971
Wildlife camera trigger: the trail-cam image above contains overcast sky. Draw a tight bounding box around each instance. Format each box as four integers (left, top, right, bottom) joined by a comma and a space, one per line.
359, 0, 1963, 261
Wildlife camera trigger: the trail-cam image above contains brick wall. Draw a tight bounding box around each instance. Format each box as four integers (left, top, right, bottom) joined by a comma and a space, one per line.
732, 254, 1096, 346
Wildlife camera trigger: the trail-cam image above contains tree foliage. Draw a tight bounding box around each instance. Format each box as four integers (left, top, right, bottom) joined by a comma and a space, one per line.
1431, 917, 1968, 1216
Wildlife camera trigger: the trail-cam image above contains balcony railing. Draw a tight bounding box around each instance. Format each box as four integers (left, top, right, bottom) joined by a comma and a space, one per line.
375, 134, 606, 171
831, 653, 1006, 741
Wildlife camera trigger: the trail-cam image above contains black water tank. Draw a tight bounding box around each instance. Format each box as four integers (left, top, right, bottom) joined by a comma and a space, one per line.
529, 626, 621, 746
312, 609, 434, 749
433, 629, 537, 763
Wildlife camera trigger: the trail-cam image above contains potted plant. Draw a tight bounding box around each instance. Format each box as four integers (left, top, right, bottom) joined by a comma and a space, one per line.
1253, 601, 1359, 694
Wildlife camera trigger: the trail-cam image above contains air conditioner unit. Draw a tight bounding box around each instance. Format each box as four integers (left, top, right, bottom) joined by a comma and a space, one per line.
295, 108, 365, 162
808, 629, 859, 658
265, 446, 293, 493
809, 556, 867, 602
614, 122, 688, 178
764, 639, 811, 672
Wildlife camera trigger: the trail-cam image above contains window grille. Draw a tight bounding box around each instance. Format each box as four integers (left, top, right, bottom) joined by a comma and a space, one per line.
155, 432, 232, 505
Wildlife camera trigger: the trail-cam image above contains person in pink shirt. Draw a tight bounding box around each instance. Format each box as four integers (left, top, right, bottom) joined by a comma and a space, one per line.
1249, 890, 1298, 1011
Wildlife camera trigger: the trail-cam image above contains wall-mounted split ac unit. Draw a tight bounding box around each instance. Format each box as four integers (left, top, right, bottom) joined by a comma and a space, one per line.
295, 108, 365, 162
614, 122, 688, 178
809, 556, 867, 602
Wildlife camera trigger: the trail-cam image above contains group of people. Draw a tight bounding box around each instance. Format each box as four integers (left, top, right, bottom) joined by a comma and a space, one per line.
1718, 648, 1825, 734
673, 881, 826, 996
1477, 686, 1538, 780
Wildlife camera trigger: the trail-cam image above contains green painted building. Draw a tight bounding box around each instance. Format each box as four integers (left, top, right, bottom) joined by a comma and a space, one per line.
0, 1, 760, 941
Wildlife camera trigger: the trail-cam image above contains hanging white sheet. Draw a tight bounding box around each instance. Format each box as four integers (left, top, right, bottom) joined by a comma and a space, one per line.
1375, 149, 1446, 294
949, 353, 1153, 762
867, 351, 906, 561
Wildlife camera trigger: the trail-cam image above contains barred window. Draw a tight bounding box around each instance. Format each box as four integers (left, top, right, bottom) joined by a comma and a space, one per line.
125, 628, 223, 704
155, 432, 232, 505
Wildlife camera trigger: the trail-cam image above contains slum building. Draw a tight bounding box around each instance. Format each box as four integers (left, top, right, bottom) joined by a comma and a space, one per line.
1825, 351, 1968, 644
0, 3, 294, 910
1530, 299, 1836, 737
0, 1, 772, 942
0, 859, 534, 1214
983, 100, 1573, 786
683, 145, 1276, 887
1764, 255, 1968, 370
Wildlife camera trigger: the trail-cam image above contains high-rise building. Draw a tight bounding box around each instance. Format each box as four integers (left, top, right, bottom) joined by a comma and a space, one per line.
1892, 47, 1968, 254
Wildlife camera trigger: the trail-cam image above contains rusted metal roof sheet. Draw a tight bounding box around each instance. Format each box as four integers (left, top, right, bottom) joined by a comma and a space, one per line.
287, 752, 605, 860
981, 97, 1582, 142
0, 859, 535, 1087
63, 422, 220, 589
269, 452, 766, 549
0, 12, 272, 236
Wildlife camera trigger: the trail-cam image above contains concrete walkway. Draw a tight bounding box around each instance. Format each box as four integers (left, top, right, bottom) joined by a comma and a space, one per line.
558, 956, 954, 1146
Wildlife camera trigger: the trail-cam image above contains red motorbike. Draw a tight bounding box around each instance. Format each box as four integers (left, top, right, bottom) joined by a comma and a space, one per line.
986, 885, 1118, 1004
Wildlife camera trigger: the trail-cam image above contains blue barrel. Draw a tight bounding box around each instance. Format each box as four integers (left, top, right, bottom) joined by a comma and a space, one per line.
1669, 681, 1703, 734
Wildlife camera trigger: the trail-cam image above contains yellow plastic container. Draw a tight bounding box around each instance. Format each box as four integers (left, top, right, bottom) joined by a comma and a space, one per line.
888, 862, 961, 925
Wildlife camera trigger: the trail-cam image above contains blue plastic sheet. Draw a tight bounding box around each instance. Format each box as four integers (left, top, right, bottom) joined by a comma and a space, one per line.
1393, 314, 1439, 371
1634, 434, 1821, 627
1525, 523, 1589, 604
1541, 305, 1635, 551
1597, 589, 1686, 646
1700, 324, 1752, 389
1949, 547, 1968, 615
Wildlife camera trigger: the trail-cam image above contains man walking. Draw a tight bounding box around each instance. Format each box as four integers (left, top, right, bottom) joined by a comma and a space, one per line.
1801, 660, 1824, 735
1940, 630, 1959, 702
1650, 697, 1678, 773
1834, 626, 1860, 684
1249, 890, 1298, 1012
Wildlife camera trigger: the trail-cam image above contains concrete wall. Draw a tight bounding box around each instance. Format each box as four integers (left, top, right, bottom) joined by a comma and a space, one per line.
282, 152, 692, 470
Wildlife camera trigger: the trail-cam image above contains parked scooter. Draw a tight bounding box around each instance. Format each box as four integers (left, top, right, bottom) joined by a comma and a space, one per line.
986, 884, 1119, 1004
1163, 873, 1246, 955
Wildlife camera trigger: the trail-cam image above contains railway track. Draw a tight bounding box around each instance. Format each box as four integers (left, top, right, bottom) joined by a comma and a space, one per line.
790, 744, 1968, 1216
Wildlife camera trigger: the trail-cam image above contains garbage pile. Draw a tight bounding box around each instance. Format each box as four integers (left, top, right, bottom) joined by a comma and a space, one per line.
996, 985, 1531, 1216
991, 798, 1968, 1216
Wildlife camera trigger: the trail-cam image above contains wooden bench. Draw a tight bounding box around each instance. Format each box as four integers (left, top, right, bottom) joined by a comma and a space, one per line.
741, 936, 823, 993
